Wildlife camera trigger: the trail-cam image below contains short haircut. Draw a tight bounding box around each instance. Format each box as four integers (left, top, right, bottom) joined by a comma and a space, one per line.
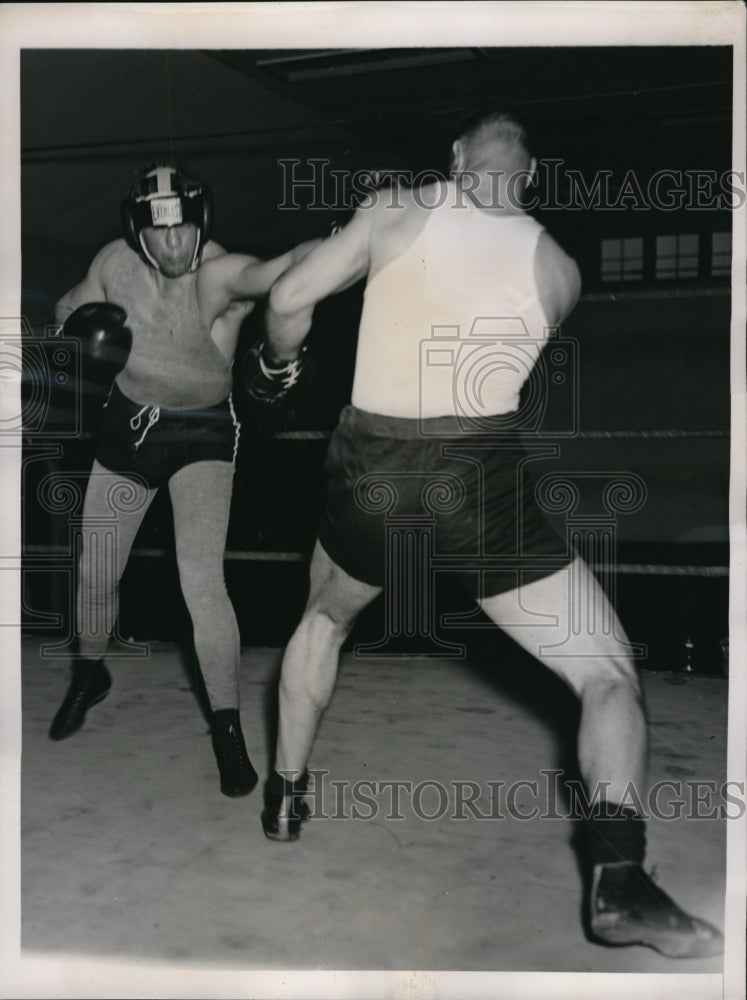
454, 108, 533, 161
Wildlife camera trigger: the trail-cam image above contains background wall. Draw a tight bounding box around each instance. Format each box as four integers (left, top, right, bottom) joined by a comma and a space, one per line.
19, 46, 734, 671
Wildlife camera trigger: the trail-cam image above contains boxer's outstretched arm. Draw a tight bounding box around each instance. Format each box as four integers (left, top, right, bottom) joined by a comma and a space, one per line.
205, 239, 323, 305
265, 208, 372, 360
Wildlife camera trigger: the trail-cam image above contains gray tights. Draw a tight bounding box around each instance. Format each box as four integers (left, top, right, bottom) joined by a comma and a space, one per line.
76, 459, 240, 710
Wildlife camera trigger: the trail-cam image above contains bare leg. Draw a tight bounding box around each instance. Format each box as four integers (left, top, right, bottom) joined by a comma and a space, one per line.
478, 556, 647, 802
275, 541, 382, 776
479, 557, 723, 957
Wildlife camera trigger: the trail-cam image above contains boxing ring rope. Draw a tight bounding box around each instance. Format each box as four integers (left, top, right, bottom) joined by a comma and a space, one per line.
579, 286, 729, 302
22, 545, 729, 577
45, 428, 730, 443
269, 429, 729, 441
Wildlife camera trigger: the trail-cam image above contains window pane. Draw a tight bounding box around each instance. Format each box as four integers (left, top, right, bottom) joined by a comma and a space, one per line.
712, 231, 731, 277
657, 235, 676, 255
623, 237, 642, 257
713, 231, 731, 253
655, 233, 700, 279
601, 236, 643, 283
602, 239, 621, 260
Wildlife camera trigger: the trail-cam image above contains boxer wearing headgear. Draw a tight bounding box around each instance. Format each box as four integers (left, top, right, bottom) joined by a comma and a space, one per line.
49, 162, 319, 800
121, 163, 213, 273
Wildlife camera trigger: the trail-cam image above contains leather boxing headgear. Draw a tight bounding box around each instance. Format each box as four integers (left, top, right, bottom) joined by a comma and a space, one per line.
121, 164, 214, 272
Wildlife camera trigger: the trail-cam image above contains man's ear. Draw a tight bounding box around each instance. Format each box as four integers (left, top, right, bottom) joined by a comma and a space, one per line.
450, 139, 465, 175
527, 156, 538, 186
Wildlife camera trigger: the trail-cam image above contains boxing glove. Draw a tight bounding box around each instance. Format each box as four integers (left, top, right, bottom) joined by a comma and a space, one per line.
241, 339, 313, 406
64, 302, 132, 377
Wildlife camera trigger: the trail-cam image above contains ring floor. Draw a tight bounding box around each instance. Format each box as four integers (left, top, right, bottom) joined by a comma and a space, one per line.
20, 635, 727, 977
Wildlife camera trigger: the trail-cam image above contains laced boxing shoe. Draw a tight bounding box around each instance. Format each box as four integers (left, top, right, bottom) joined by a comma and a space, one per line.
261, 769, 311, 841
588, 861, 724, 958
210, 709, 258, 797
49, 659, 112, 740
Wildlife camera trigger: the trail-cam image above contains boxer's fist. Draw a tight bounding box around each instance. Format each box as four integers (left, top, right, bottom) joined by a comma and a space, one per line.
64, 302, 132, 376
240, 339, 313, 406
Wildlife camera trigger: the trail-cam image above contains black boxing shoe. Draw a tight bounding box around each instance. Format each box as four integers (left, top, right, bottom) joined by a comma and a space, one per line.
210, 709, 258, 797
49, 659, 112, 740
261, 769, 311, 841
588, 862, 724, 958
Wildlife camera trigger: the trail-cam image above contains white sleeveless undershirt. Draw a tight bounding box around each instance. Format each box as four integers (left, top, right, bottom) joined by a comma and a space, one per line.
351, 189, 550, 419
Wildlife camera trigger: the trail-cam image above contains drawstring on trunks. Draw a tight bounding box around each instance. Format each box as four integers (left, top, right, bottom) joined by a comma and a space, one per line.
228, 394, 240, 468
130, 405, 161, 450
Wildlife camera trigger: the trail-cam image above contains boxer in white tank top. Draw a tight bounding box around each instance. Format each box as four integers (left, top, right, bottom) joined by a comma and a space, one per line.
257, 113, 722, 959
352, 182, 551, 419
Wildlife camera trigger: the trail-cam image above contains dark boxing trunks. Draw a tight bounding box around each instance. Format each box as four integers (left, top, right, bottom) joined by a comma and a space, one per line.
318, 405, 571, 599
95, 381, 238, 489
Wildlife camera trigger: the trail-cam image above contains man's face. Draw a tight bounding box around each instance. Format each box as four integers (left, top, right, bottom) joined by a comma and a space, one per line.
141, 222, 198, 277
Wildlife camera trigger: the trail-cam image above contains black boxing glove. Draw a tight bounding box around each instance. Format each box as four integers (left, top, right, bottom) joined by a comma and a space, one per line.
63, 302, 132, 377
241, 339, 312, 406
